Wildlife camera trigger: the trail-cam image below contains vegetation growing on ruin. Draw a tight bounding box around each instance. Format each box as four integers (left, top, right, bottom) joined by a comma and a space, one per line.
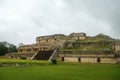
62, 34, 116, 52
62, 46, 113, 51
62, 41, 113, 51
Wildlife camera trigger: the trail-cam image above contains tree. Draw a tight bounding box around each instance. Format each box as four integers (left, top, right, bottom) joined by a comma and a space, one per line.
0, 43, 8, 56
8, 44, 17, 53
0, 41, 17, 56
18, 43, 24, 47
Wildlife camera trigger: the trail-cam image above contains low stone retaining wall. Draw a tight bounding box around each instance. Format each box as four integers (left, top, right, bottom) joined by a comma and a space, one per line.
64, 57, 78, 62
4, 53, 34, 60
59, 53, 115, 58
58, 52, 120, 63
59, 57, 119, 63
81, 58, 97, 63
100, 58, 116, 63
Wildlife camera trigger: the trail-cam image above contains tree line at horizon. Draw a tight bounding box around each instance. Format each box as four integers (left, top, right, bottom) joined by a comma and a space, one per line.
0, 41, 17, 56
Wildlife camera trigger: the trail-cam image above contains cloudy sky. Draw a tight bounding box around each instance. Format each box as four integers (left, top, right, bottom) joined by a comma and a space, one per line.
0, 0, 120, 45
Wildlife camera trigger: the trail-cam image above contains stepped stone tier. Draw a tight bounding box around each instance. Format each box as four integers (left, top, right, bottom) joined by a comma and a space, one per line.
6, 32, 120, 63
18, 32, 86, 54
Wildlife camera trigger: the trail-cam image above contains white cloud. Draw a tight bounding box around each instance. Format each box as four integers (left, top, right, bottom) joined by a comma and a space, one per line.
0, 0, 119, 45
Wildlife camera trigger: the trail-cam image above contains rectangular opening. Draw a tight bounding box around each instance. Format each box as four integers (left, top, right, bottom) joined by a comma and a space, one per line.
62, 57, 64, 61
97, 58, 100, 63
78, 57, 81, 62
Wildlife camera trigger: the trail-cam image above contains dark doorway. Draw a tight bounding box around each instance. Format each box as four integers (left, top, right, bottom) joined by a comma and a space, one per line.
97, 58, 100, 63
78, 57, 81, 62
62, 57, 64, 61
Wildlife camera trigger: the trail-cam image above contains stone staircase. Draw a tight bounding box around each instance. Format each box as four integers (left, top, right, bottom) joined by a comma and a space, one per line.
31, 51, 39, 60
48, 50, 58, 62
31, 50, 54, 60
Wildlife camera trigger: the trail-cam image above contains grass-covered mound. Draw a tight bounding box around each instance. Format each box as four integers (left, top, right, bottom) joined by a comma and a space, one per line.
0, 59, 49, 67
0, 59, 120, 80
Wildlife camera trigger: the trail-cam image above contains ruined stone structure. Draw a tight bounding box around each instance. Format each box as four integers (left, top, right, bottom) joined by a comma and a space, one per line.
69, 32, 86, 40
58, 51, 118, 63
5, 32, 120, 63
18, 33, 86, 54
18, 34, 66, 54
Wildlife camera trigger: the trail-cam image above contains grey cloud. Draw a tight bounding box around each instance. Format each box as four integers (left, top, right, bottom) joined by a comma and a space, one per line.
0, 0, 120, 45
83, 0, 120, 36
63, 0, 120, 37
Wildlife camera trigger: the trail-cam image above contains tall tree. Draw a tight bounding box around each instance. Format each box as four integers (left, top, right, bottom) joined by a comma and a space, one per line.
0, 43, 8, 55
0, 41, 17, 56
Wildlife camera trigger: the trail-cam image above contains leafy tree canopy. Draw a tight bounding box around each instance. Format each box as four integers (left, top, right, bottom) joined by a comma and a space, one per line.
0, 41, 17, 56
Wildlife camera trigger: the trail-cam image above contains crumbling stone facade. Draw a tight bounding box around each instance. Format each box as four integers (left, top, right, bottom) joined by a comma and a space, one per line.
6, 32, 120, 63
58, 51, 120, 63
18, 33, 87, 54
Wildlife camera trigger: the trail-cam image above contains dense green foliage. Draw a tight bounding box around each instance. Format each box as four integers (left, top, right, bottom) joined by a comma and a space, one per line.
0, 43, 8, 56
0, 59, 48, 66
0, 41, 17, 56
63, 41, 113, 51
0, 59, 120, 80
51, 59, 57, 64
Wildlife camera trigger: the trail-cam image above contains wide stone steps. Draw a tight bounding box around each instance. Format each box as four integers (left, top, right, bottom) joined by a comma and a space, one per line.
31, 50, 54, 60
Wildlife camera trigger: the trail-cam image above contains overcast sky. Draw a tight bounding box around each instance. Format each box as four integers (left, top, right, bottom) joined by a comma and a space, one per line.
0, 0, 120, 45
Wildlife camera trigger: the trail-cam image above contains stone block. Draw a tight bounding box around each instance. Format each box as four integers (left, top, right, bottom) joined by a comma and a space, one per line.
64, 57, 78, 62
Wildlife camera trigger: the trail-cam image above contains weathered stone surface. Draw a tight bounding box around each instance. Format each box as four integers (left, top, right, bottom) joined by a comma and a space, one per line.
58, 52, 115, 58
8, 32, 120, 64
100, 58, 116, 63
81, 58, 97, 63
5, 53, 34, 59
64, 57, 78, 62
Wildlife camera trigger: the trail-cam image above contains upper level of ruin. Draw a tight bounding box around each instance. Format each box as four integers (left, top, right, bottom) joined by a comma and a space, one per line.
18, 32, 120, 54
36, 32, 86, 44
18, 32, 87, 53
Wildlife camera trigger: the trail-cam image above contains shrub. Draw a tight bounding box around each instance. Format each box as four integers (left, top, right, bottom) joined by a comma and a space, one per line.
0, 63, 2, 67
51, 59, 57, 64
21, 56, 27, 60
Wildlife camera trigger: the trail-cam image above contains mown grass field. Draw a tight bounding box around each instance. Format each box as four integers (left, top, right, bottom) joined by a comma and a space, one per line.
0, 59, 120, 80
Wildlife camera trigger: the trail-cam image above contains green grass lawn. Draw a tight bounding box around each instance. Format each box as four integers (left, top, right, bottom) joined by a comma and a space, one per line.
0, 59, 120, 80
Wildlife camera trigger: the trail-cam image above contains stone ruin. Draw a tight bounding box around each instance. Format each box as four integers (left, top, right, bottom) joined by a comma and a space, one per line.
5, 32, 120, 63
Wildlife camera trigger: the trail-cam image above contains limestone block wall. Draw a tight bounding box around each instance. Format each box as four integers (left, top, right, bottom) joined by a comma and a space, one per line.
100, 58, 116, 63
58, 52, 120, 63
115, 45, 120, 51
58, 53, 115, 58
81, 58, 97, 63
116, 58, 120, 63
79, 36, 86, 40
64, 57, 78, 62
5, 53, 34, 60
62, 57, 98, 63
58, 56, 120, 63
57, 57, 62, 61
